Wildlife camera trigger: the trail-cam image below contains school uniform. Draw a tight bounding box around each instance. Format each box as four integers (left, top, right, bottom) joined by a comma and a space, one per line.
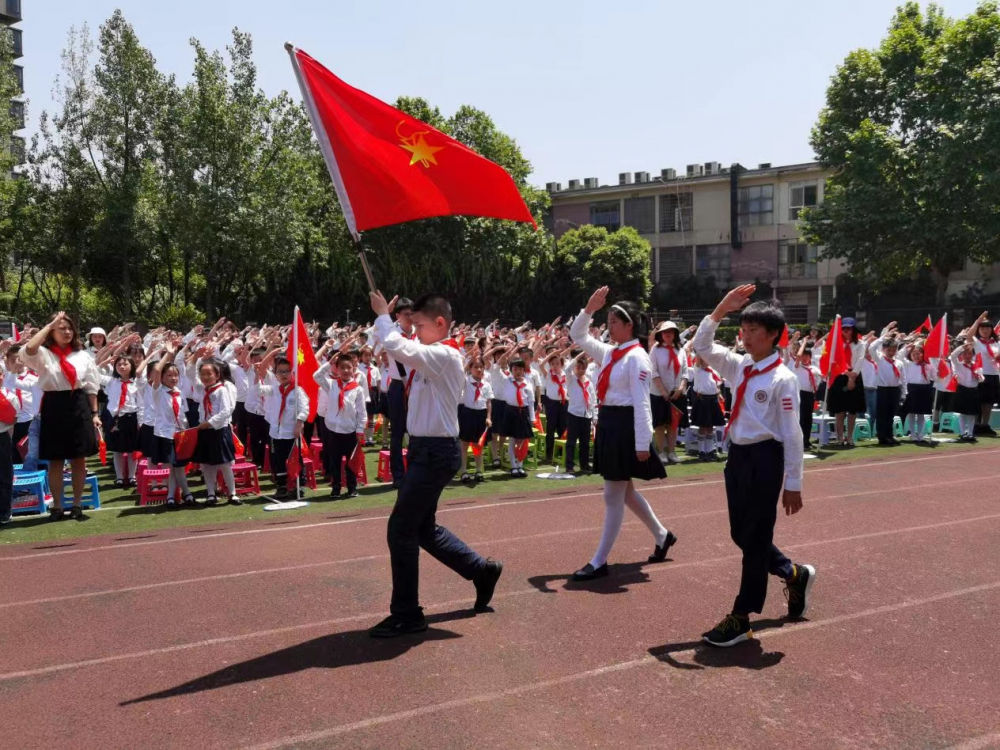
690, 368, 726, 428
792, 361, 822, 450
19, 346, 101, 460
314, 363, 367, 494
950, 353, 983, 417
487, 363, 509, 437
899, 358, 934, 419
377, 323, 415, 485
0, 387, 20, 522
261, 374, 311, 489
458, 376, 493, 443
359, 362, 381, 418
137, 377, 157, 458
372, 313, 494, 622
228, 362, 251, 448
150, 385, 190, 467
650, 344, 690, 429
541, 368, 569, 461
869, 340, 904, 444
105, 377, 140, 454
501, 377, 535, 441
3, 369, 39, 464
244, 371, 270, 467
569, 312, 665, 482
692, 316, 803, 616
191, 381, 236, 465
860, 354, 880, 436
932, 359, 955, 414
565, 374, 596, 473
973, 337, 1000, 407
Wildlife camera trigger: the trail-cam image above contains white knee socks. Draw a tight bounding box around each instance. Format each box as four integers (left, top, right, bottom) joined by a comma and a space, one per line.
960, 414, 975, 436
590, 481, 627, 568
219, 463, 236, 497
167, 466, 189, 501
203, 464, 219, 496
624, 485, 669, 547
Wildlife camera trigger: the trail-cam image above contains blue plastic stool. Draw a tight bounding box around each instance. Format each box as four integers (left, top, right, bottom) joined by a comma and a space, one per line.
938, 412, 960, 434
12, 470, 50, 515
62, 473, 102, 509
852, 418, 873, 442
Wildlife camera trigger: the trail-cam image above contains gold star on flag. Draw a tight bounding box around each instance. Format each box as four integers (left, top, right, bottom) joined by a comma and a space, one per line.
398, 128, 443, 168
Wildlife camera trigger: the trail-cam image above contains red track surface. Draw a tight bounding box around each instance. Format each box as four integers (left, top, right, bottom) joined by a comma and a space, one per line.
2, 448, 999, 749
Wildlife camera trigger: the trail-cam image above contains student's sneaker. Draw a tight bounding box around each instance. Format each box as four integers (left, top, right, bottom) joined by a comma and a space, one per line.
460, 472, 473, 484
509, 468, 519, 478
229, 495, 243, 506
369, 613, 428, 638
182, 494, 196, 506
345, 490, 359, 499
330, 487, 342, 499
69, 505, 85, 521
205, 495, 218, 506
784, 563, 816, 619
702, 614, 752, 647
473, 473, 485, 483
492, 458, 502, 469
0, 512, 12, 526
666, 452, 680, 464
274, 486, 289, 500
516, 468, 529, 479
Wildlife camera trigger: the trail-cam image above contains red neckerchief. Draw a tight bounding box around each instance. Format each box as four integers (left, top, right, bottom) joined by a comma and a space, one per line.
963, 361, 980, 380
514, 379, 527, 407
578, 378, 591, 410
471, 378, 483, 403
979, 337, 999, 363
169, 388, 182, 426
596, 342, 641, 404
278, 381, 296, 422
888, 358, 900, 380
440, 338, 462, 351
724, 357, 782, 439
364, 365, 372, 389
51, 345, 78, 389
864, 352, 879, 371
338, 379, 359, 412
798, 362, 816, 392
666, 347, 681, 378
117, 379, 132, 413
550, 371, 567, 403
203, 382, 224, 417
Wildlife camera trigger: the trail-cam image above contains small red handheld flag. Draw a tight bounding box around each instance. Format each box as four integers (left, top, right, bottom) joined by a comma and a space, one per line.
818, 315, 849, 379
778, 325, 789, 348
285, 442, 302, 489
532, 411, 543, 433
286, 46, 536, 240
514, 438, 531, 462
287, 308, 320, 423
231, 427, 246, 459
912, 315, 932, 335
173, 428, 199, 461
470, 428, 489, 458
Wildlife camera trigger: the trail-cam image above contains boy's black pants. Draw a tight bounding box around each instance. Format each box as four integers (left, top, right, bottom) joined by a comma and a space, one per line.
324, 430, 359, 492
798, 391, 814, 450
723, 440, 794, 615
876, 386, 900, 443
247, 412, 270, 467
543, 396, 568, 460
564, 414, 591, 472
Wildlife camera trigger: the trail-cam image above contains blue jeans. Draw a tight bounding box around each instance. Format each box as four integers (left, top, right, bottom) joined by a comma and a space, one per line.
387, 436, 486, 617
21, 413, 41, 471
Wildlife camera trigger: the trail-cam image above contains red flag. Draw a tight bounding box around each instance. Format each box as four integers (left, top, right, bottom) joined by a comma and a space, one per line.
924, 315, 947, 363
912, 315, 932, 335
819, 315, 849, 379
0, 393, 15, 426
532, 412, 543, 433
994, 321, 1000, 338
974, 353, 983, 370
778, 325, 789, 348
669, 402, 684, 430
231, 427, 245, 459
287, 308, 320, 423
946, 376, 958, 392
12, 324, 19, 342
173, 428, 199, 461
287, 46, 536, 239
285, 442, 301, 488
514, 438, 531, 462
470, 428, 489, 457
348, 443, 365, 478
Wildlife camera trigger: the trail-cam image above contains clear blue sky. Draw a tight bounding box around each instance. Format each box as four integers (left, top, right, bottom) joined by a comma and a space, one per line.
20, 0, 982, 187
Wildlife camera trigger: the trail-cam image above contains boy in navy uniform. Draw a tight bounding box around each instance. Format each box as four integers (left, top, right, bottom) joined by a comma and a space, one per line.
368, 291, 503, 637
693, 284, 816, 647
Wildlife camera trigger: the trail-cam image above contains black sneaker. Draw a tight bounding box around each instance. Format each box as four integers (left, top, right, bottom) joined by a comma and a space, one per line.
784, 563, 816, 619
369, 614, 428, 638
702, 613, 752, 647
473, 473, 484, 483
69, 505, 85, 521
205, 495, 218, 505
345, 490, 359, 499
473, 558, 503, 612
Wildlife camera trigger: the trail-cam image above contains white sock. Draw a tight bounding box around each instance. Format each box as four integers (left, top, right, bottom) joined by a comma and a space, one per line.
219, 462, 236, 497
590, 481, 627, 568
127, 454, 137, 480
203, 464, 218, 496
960, 414, 975, 436
113, 453, 124, 480
625, 484, 668, 546
914, 415, 926, 439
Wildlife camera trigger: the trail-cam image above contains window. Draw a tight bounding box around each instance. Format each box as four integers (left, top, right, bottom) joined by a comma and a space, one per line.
695, 244, 731, 286
788, 182, 818, 220
657, 246, 693, 282
623, 196, 655, 234
11, 27, 22, 57
738, 184, 773, 227
778, 241, 818, 279
659, 192, 693, 233
589, 201, 620, 231
13, 65, 23, 94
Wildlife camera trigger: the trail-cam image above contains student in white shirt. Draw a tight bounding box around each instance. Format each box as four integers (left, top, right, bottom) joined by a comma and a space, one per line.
314, 349, 367, 499
969, 312, 999, 435
190, 359, 238, 505
565, 355, 595, 474
649, 321, 690, 464
149, 344, 195, 507
105, 356, 141, 488
693, 284, 814, 647
899, 342, 935, 443
690, 354, 726, 460
260, 356, 311, 499
367, 292, 502, 638
791, 343, 823, 451
867, 333, 904, 446
458, 356, 493, 483
357, 346, 381, 446
569, 288, 675, 582
2, 344, 40, 465
951, 342, 984, 440
501, 358, 535, 478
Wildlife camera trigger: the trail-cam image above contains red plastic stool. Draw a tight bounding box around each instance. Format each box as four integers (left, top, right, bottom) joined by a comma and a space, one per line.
376, 449, 406, 483
217, 461, 261, 497
138, 467, 172, 505
135, 459, 150, 496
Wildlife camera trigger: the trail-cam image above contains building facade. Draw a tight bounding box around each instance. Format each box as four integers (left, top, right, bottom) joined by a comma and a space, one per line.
546, 161, 841, 323
2, 0, 24, 170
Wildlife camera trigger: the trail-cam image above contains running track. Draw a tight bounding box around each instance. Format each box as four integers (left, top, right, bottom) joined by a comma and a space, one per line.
1, 447, 999, 749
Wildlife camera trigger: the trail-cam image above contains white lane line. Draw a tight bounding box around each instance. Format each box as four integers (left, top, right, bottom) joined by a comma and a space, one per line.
1, 448, 993, 563
945, 733, 1000, 750
2, 510, 998, 683
246, 578, 1000, 749
2, 473, 995, 609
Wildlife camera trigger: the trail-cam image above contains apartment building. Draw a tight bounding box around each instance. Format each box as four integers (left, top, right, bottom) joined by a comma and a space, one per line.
2, 0, 24, 169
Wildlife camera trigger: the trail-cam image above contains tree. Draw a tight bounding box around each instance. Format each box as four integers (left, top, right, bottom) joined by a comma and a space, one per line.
802, 2, 1000, 305
551, 225, 652, 311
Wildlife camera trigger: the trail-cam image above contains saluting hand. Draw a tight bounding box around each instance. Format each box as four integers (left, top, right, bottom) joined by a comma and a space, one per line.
584, 286, 610, 315
713, 285, 756, 320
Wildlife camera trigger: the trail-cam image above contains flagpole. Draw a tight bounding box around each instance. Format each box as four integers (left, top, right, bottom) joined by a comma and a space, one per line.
293, 306, 302, 501
354, 238, 377, 293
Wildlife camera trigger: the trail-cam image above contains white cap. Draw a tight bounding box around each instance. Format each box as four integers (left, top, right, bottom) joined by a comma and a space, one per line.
88, 327, 107, 338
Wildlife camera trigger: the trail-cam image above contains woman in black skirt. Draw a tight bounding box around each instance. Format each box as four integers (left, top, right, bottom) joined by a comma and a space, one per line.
21, 311, 102, 520
567, 286, 676, 581
822, 318, 866, 445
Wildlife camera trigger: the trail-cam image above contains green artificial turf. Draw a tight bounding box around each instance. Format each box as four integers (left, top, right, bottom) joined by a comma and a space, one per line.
0, 436, 991, 546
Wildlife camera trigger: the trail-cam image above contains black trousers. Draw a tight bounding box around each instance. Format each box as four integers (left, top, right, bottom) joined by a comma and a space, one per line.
387, 380, 408, 484
270, 437, 295, 488
876, 386, 900, 443
246, 412, 270, 467
723, 440, 794, 615
388, 437, 486, 617
565, 413, 591, 472
233, 402, 249, 447
324, 430, 359, 492
798, 391, 814, 450
0, 432, 12, 520
543, 396, 568, 460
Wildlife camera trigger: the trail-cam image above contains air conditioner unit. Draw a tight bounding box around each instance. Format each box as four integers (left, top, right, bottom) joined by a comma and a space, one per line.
686, 164, 704, 177
619, 172, 633, 185
704, 161, 720, 175
634, 171, 650, 184
583, 177, 599, 189
758, 162, 771, 170
568, 179, 581, 190
545, 182, 562, 193
661, 168, 677, 180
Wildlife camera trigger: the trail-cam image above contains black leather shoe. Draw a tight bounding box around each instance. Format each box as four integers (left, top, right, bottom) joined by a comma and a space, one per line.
571, 562, 608, 581
648, 530, 678, 563
369, 614, 428, 638
473, 558, 503, 612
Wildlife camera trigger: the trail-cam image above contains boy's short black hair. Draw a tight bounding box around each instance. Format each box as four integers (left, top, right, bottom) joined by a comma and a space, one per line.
510, 358, 526, 370
274, 356, 291, 371
334, 351, 354, 365
412, 293, 452, 324
739, 301, 786, 348
516, 345, 532, 355
394, 296, 414, 314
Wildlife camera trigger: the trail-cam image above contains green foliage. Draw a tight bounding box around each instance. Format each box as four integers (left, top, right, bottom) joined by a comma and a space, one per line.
551, 225, 652, 309
804, 1, 1000, 305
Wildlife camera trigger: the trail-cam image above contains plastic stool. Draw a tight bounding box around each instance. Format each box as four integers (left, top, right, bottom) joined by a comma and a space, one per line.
892, 416, 905, 437
376, 449, 407, 483
138, 468, 171, 505
852, 418, 872, 442
12, 470, 50, 515
217, 461, 261, 497
551, 439, 568, 468
63, 474, 102, 509
299, 457, 318, 490
938, 412, 960, 434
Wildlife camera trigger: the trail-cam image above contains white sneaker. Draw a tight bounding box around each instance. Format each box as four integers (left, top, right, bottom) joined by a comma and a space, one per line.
657, 452, 670, 463
666, 452, 680, 464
